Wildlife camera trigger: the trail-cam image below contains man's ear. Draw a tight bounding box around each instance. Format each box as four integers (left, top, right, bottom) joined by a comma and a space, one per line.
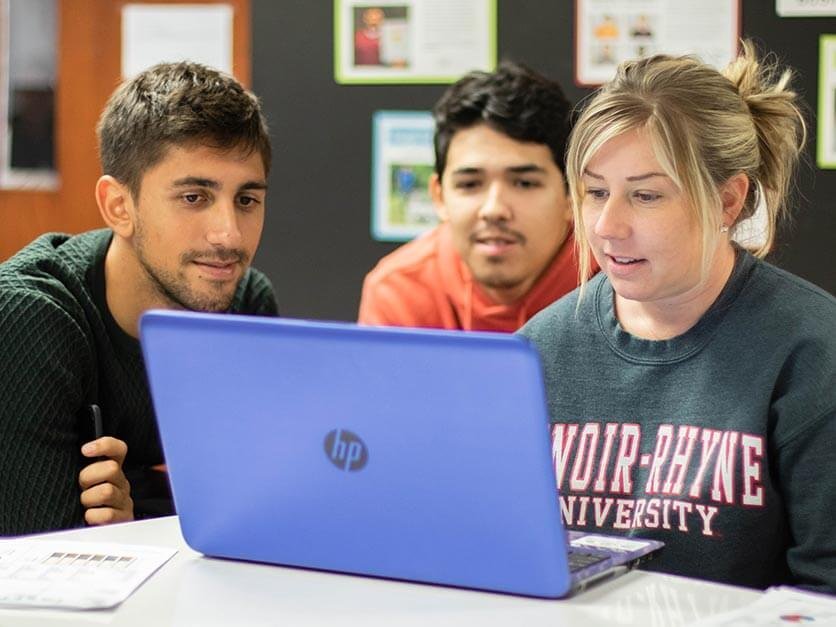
560, 188, 574, 223
429, 173, 449, 222
96, 175, 135, 238
720, 172, 749, 229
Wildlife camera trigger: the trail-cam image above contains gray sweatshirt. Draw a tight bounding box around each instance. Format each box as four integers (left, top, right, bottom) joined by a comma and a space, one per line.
520, 249, 835, 592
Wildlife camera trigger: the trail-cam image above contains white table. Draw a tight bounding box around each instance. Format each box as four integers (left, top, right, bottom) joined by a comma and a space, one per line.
0, 516, 762, 626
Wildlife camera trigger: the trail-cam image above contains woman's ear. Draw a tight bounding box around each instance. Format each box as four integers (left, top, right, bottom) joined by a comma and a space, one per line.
720, 172, 749, 229
95, 175, 135, 237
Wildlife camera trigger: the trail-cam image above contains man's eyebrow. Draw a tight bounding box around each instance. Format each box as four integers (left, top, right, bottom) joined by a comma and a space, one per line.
239, 181, 268, 192
170, 177, 268, 192
583, 169, 668, 182
507, 164, 547, 174
450, 166, 484, 176
450, 164, 548, 176
171, 176, 220, 189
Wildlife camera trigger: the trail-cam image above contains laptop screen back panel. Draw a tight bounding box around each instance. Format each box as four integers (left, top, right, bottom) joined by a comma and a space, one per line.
141, 312, 571, 597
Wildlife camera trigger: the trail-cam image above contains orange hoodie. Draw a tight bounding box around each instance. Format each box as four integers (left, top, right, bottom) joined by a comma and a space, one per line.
358, 224, 592, 332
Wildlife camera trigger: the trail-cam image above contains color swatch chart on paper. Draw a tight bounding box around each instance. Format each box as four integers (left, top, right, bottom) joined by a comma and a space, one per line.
0, 539, 176, 609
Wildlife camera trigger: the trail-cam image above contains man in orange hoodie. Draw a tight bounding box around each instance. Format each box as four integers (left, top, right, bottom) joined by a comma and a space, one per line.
358, 61, 592, 332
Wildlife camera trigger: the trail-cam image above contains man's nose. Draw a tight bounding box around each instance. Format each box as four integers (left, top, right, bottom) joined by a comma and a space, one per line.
205, 200, 243, 248
477, 181, 513, 222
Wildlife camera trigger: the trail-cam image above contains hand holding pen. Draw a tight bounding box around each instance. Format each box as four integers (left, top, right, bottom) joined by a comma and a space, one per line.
79, 404, 134, 525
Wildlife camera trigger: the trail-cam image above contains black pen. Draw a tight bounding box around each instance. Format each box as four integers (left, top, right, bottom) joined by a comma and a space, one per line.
90, 403, 104, 441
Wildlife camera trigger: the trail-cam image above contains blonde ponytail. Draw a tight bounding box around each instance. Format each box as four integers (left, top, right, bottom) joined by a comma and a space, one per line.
722, 41, 806, 256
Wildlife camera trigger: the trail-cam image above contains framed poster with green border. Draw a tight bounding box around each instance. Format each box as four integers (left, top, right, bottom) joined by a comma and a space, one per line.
334, 0, 496, 84
818, 35, 836, 169
371, 110, 438, 241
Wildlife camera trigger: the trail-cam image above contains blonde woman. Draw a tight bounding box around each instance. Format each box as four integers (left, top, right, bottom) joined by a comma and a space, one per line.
521, 43, 835, 592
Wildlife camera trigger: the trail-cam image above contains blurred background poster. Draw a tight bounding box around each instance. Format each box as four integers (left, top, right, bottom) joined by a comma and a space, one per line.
371, 110, 437, 241
777, 0, 836, 17
335, 0, 496, 84
575, 0, 740, 86
0, 0, 58, 189
818, 35, 836, 168
121, 3, 233, 79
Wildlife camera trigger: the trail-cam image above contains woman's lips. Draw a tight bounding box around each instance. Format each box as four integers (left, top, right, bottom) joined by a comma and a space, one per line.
604, 254, 647, 277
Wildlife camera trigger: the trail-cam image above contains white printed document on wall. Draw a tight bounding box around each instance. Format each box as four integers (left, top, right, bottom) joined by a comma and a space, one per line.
575, 0, 740, 86
122, 4, 233, 79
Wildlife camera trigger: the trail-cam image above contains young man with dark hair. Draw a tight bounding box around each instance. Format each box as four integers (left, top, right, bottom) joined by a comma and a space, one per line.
359, 61, 592, 331
0, 62, 277, 535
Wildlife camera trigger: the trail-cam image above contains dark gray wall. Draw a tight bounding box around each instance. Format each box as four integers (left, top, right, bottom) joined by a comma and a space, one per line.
252, 0, 835, 321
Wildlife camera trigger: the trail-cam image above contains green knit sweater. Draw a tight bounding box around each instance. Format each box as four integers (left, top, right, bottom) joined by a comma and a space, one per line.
0, 229, 278, 535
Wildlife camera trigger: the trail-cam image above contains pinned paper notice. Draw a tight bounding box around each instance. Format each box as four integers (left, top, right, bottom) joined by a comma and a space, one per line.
122, 4, 233, 79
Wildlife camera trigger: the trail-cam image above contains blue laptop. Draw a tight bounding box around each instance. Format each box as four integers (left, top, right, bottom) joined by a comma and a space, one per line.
140, 311, 662, 598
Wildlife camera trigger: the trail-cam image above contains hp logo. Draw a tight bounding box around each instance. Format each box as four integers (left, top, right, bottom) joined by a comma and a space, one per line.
324, 429, 369, 471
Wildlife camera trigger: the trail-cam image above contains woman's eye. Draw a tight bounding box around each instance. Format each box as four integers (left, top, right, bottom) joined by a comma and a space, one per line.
635, 191, 661, 203
586, 188, 608, 200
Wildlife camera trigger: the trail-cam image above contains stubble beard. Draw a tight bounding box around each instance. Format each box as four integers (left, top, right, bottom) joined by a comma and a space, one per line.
134, 222, 245, 313
471, 261, 526, 292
